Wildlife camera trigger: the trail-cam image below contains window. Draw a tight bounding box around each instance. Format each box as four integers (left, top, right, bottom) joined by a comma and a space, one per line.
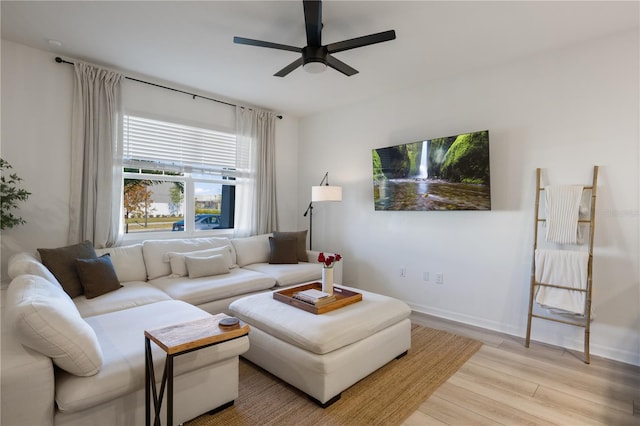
122, 115, 236, 235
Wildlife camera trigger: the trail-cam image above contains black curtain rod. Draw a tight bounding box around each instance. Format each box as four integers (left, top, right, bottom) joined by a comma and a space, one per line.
55, 57, 282, 119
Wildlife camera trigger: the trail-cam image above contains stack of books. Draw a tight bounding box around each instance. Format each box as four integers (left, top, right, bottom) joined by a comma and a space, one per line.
292, 288, 336, 307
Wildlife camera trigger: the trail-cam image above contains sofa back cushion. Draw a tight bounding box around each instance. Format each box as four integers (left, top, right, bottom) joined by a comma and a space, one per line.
7, 252, 61, 286
95, 244, 147, 282
6, 274, 104, 376
231, 234, 272, 267
142, 237, 234, 280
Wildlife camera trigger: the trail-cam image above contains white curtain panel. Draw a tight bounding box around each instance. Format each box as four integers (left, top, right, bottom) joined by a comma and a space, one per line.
69, 62, 124, 248
234, 106, 278, 237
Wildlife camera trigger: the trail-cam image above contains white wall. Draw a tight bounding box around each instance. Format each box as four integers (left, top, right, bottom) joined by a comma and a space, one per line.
298, 30, 640, 365
0, 39, 301, 282
1, 40, 73, 275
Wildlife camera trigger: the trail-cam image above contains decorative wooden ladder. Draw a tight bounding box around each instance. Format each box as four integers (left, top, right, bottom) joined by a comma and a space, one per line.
525, 166, 599, 364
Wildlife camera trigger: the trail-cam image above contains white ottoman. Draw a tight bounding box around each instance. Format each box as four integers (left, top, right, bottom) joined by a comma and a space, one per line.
229, 285, 411, 406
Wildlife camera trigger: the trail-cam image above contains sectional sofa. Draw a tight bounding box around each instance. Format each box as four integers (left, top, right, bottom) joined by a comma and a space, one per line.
1, 232, 340, 426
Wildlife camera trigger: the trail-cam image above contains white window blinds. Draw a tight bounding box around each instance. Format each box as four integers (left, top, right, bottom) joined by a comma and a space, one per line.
123, 115, 236, 175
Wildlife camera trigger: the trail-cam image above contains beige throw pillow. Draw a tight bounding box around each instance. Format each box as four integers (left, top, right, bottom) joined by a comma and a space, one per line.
185, 254, 230, 279
166, 246, 235, 277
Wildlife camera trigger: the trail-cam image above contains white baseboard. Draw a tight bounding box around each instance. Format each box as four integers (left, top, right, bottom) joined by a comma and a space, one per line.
408, 302, 521, 336
408, 302, 640, 367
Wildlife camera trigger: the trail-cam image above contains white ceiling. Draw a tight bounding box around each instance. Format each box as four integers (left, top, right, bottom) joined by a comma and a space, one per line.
2, 1, 638, 117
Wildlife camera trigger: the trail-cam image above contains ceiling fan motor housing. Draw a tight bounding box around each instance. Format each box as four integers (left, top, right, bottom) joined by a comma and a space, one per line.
303, 45, 328, 66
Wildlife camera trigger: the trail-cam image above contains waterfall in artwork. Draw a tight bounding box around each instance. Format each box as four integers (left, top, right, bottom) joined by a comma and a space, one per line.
418, 141, 428, 178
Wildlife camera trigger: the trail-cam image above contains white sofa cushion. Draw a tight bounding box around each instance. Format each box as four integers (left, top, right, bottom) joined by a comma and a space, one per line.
243, 262, 321, 287
95, 244, 147, 282
6, 275, 103, 376
230, 286, 411, 355
185, 254, 230, 279
0, 310, 55, 426
7, 252, 61, 286
74, 281, 172, 318
149, 268, 275, 306
166, 246, 236, 277
143, 237, 234, 280
55, 300, 250, 413
231, 234, 272, 267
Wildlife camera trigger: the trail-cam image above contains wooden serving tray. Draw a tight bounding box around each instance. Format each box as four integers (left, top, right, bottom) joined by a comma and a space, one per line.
274, 282, 362, 314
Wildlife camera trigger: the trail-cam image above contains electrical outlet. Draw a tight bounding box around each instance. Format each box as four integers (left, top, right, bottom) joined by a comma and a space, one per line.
435, 273, 444, 284
423, 272, 429, 281
400, 267, 406, 278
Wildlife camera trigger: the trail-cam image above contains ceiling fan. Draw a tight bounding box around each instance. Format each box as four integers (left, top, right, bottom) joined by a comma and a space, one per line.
233, 0, 396, 77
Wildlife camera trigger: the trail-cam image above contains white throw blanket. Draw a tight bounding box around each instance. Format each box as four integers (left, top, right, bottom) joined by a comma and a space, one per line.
545, 185, 584, 244
535, 249, 589, 315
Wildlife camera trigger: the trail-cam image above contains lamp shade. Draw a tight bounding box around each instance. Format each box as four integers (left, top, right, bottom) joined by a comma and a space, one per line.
311, 185, 342, 202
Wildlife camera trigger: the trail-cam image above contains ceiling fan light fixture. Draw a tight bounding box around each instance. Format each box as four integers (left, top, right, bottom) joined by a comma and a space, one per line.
303, 60, 327, 74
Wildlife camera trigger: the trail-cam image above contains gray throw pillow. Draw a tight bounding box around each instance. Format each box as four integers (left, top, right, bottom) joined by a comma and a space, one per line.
268, 236, 299, 264
273, 230, 308, 262
38, 240, 97, 298
76, 254, 122, 299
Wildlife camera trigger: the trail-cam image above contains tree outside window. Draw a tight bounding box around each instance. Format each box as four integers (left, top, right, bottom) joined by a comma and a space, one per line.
168, 183, 184, 216
123, 180, 155, 233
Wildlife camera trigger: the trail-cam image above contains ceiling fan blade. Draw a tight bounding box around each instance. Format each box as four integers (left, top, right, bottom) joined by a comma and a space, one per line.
233, 36, 300, 53
274, 57, 304, 77
326, 54, 358, 76
303, 0, 322, 46
326, 30, 396, 54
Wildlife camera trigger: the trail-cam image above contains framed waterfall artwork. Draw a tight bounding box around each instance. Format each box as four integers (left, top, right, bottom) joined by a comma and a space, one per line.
372, 130, 491, 211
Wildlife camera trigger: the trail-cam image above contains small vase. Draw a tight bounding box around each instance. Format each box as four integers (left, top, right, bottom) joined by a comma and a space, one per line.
322, 267, 334, 295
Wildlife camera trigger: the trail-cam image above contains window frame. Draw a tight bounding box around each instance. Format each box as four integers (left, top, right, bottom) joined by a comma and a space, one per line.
120, 112, 237, 241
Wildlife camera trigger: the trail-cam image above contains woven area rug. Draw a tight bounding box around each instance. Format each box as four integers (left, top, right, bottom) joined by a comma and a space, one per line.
187, 324, 481, 426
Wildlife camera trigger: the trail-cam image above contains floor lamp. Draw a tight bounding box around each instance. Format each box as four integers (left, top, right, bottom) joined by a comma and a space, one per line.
303, 172, 342, 250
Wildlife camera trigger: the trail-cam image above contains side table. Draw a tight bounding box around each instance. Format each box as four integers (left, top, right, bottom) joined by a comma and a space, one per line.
145, 313, 250, 426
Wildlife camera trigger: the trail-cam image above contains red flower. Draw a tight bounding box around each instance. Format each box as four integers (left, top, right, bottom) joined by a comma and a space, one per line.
318, 252, 341, 268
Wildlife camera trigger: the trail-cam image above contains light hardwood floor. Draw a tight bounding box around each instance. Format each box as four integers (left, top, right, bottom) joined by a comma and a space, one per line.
405, 313, 640, 426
